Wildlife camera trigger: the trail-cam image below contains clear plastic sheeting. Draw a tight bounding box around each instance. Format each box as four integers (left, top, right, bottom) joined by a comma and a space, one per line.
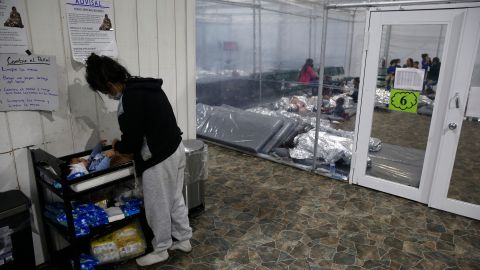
196, 103, 214, 128
246, 106, 330, 129
197, 104, 299, 154
290, 130, 353, 164
367, 143, 425, 188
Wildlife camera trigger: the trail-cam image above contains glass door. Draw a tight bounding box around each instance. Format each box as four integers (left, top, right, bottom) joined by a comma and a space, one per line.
352, 9, 466, 203
429, 8, 480, 220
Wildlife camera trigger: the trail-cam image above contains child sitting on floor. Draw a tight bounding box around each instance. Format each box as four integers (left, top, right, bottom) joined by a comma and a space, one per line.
333, 97, 349, 120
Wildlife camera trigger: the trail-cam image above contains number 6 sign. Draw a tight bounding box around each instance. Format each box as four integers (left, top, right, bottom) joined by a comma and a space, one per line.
388, 89, 420, 113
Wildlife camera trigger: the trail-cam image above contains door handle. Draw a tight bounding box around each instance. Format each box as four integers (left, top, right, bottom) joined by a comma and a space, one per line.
454, 93, 460, 109
448, 123, 457, 130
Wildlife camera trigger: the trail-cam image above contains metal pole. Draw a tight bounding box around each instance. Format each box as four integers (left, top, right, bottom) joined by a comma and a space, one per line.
327, 0, 479, 9
259, 0, 263, 104
253, 0, 256, 74
346, 10, 356, 76
436, 25, 444, 57
384, 25, 392, 65
312, 6, 329, 171
309, 11, 313, 57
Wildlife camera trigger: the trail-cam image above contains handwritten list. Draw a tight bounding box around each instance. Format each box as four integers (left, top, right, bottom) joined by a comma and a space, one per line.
0, 54, 59, 111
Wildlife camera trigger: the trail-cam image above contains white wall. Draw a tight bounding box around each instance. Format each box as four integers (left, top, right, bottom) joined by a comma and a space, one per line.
0, 0, 196, 265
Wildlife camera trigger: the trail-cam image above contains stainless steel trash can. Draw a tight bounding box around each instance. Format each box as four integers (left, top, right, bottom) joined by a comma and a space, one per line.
183, 140, 208, 214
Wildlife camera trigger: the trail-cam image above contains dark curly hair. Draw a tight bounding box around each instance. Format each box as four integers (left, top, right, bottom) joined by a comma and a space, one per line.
85, 53, 131, 94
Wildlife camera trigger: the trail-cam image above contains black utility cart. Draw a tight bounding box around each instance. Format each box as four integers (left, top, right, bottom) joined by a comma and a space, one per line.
31, 146, 143, 270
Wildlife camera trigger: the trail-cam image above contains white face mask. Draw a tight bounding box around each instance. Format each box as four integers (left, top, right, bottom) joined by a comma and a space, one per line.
108, 92, 122, 100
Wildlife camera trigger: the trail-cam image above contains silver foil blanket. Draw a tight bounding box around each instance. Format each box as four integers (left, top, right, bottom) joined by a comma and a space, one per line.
316, 126, 382, 152
375, 88, 390, 106
289, 130, 377, 164
289, 130, 353, 164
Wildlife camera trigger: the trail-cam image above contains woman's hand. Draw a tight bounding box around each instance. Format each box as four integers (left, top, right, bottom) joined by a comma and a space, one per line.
104, 149, 116, 158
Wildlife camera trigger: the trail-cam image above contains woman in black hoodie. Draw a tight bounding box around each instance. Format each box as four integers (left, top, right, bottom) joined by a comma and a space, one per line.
85, 53, 192, 266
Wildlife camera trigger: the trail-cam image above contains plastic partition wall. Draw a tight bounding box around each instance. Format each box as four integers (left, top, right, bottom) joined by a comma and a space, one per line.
196, 0, 377, 180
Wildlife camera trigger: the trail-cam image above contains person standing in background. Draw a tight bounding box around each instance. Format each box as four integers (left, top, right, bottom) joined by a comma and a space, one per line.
421, 53, 431, 73
298, 58, 319, 96
403, 58, 414, 68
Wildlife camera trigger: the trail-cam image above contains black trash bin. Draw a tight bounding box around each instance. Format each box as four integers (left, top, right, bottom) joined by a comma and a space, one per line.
0, 190, 35, 270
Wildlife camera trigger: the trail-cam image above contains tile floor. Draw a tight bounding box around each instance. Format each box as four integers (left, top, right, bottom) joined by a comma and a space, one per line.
117, 144, 480, 270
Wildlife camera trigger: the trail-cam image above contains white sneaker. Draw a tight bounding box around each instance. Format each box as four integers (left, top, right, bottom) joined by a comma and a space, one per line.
169, 240, 192, 253
136, 250, 169, 266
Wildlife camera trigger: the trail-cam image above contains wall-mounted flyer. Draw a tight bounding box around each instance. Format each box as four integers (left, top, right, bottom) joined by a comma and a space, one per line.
65, 0, 118, 63
0, 54, 59, 111
394, 68, 425, 91
0, 0, 28, 54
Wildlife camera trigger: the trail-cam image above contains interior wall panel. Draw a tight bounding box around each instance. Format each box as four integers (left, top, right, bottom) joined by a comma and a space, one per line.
137, 0, 160, 78
0, 153, 19, 191
0, 0, 197, 265
157, 0, 178, 115
59, 0, 101, 152
0, 113, 11, 153
26, 0, 75, 155
7, 111, 44, 149
175, 0, 190, 139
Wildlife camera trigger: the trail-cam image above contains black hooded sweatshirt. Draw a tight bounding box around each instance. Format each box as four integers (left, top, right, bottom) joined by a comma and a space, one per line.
114, 77, 182, 173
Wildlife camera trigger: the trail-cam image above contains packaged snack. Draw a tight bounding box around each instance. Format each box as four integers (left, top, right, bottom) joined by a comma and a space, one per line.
90, 221, 146, 264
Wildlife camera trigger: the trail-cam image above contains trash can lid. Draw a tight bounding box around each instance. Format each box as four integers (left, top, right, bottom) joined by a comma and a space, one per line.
0, 190, 30, 220
183, 139, 204, 153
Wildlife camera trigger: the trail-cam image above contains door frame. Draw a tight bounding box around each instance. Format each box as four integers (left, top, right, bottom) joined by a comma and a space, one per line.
350, 8, 467, 203
428, 8, 480, 220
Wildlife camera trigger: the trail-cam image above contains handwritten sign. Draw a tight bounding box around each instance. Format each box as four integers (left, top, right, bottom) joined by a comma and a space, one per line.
388, 89, 419, 113
0, 54, 59, 111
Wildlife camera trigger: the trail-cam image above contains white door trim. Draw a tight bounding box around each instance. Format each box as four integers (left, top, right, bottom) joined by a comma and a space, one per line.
428, 8, 480, 220
352, 9, 466, 203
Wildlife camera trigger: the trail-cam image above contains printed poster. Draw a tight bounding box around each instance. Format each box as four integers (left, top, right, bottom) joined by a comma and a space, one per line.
0, 54, 59, 111
0, 0, 28, 54
394, 68, 425, 91
65, 0, 118, 63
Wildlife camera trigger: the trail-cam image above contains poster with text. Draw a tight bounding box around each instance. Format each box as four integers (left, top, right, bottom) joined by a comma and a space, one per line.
65, 0, 118, 63
0, 54, 59, 111
0, 0, 28, 54
394, 68, 425, 91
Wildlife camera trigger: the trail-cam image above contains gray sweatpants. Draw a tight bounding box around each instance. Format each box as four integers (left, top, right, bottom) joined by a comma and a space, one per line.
142, 143, 192, 251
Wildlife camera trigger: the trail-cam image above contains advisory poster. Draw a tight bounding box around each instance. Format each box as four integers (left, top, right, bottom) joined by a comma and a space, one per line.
0, 54, 59, 111
0, 0, 28, 54
65, 0, 118, 63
